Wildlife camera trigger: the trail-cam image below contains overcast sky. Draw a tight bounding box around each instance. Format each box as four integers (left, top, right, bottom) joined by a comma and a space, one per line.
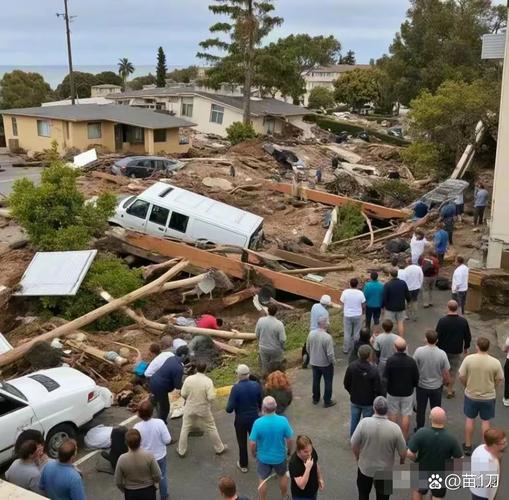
0, 0, 503, 67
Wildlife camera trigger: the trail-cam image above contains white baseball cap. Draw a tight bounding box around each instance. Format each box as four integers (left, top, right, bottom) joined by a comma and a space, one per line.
320, 294, 332, 305
236, 364, 250, 376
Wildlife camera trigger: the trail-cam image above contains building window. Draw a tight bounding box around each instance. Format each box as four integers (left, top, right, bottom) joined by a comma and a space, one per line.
129, 127, 144, 144
181, 97, 194, 117
37, 120, 52, 137
11, 117, 18, 136
87, 122, 102, 140
154, 129, 167, 142
168, 212, 189, 233
210, 104, 224, 124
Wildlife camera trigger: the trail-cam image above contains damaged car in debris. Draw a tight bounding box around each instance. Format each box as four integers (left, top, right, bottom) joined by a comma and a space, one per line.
111, 156, 184, 179
263, 143, 306, 171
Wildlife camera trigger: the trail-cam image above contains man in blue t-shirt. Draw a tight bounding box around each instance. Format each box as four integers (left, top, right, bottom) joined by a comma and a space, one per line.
249, 396, 294, 500
363, 271, 384, 329
434, 222, 449, 265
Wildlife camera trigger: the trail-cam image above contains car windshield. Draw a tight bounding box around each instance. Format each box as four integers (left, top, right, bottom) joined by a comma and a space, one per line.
0, 382, 27, 401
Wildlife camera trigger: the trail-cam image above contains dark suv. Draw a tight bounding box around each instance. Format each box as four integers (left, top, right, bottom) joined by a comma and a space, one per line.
111, 156, 184, 179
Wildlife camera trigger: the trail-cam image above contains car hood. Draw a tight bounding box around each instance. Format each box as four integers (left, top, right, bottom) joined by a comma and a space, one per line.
7, 367, 95, 403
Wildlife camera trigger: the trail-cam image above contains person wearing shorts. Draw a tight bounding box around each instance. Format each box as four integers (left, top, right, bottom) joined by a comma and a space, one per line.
249, 396, 294, 500
458, 337, 504, 457
382, 268, 410, 337
384, 337, 419, 440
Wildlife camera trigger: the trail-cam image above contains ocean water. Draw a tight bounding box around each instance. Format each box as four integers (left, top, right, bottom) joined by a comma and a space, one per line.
0, 65, 181, 90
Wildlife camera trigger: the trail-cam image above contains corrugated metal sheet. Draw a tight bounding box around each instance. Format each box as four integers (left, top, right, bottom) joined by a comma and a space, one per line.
481, 33, 506, 60
14, 250, 97, 296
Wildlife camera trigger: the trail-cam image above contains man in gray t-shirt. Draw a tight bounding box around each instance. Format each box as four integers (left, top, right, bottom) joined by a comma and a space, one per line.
373, 319, 400, 392
255, 304, 286, 373
413, 330, 450, 429
5, 441, 46, 495
351, 396, 406, 499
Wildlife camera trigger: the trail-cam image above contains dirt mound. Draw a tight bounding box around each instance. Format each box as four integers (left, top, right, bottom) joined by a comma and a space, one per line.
230, 138, 267, 158
0, 249, 34, 287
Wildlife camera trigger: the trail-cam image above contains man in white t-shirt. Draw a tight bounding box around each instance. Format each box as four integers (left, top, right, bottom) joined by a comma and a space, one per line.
451, 255, 469, 315
144, 338, 175, 378
402, 257, 424, 321
340, 278, 366, 354
410, 229, 428, 265
470, 428, 507, 500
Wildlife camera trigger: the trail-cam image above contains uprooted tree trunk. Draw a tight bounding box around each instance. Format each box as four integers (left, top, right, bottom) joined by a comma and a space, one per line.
0, 259, 205, 368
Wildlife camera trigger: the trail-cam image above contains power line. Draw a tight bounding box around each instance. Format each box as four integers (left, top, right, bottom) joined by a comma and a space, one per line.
56, 0, 77, 104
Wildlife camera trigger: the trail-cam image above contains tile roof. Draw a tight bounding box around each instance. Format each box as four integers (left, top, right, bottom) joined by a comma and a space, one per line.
0, 104, 196, 129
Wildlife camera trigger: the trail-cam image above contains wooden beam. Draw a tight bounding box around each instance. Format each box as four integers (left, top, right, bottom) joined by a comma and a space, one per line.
281, 264, 353, 275
270, 248, 332, 268
268, 182, 409, 219
122, 232, 341, 302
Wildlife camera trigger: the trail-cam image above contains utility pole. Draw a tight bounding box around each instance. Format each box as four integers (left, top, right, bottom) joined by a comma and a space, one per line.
57, 0, 76, 104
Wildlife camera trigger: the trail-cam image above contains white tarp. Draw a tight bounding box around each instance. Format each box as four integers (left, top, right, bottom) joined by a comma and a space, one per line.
73, 148, 97, 168
14, 250, 97, 296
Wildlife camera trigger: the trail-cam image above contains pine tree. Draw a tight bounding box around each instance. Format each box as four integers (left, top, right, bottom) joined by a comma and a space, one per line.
156, 47, 167, 88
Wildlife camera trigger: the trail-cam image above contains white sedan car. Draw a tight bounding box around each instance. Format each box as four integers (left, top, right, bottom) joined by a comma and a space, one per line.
0, 367, 112, 464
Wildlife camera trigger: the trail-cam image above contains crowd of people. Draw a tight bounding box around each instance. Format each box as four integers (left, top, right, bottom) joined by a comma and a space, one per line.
5, 186, 509, 500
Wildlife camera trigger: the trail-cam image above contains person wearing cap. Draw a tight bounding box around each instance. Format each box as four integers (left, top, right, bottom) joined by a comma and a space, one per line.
249, 396, 294, 500
351, 396, 406, 500
226, 364, 263, 473
310, 295, 331, 330
149, 346, 188, 424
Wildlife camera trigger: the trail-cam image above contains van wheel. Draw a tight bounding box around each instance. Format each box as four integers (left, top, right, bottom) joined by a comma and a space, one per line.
46, 424, 77, 459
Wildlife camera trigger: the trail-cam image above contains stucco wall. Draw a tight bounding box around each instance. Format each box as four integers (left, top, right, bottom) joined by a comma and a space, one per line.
152, 128, 190, 155
69, 121, 115, 152
2, 114, 67, 152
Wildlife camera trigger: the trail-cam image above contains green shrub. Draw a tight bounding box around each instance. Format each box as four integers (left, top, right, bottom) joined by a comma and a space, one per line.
372, 179, 416, 205
41, 254, 144, 331
226, 121, 257, 145
400, 141, 441, 179
9, 153, 116, 251
308, 87, 335, 109
333, 203, 365, 241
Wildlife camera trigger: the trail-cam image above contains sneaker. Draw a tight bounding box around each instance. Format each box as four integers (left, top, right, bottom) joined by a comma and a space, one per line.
236, 461, 248, 473
446, 391, 456, 399
463, 444, 473, 457
503, 398, 509, 407
312, 399, 320, 405
177, 450, 186, 458
216, 444, 228, 455
324, 400, 337, 408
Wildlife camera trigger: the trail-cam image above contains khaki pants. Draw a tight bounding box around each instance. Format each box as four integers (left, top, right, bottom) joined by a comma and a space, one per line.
178, 412, 225, 455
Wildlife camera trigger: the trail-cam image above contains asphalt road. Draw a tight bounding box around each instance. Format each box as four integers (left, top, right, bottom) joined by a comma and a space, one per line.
77, 290, 509, 500
0, 152, 41, 197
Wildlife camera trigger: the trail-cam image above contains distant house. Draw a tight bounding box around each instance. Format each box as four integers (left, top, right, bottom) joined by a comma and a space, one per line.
106, 87, 309, 137
0, 104, 195, 155
303, 64, 371, 106
91, 84, 122, 97
42, 97, 113, 107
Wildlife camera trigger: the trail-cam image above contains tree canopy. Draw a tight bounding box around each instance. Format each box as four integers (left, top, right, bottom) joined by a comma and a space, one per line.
156, 47, 167, 87
334, 68, 381, 110
339, 49, 356, 65
0, 70, 53, 109
407, 78, 500, 172
118, 58, 135, 90
308, 87, 335, 109
167, 66, 199, 83
56, 71, 97, 99
128, 73, 157, 90
94, 71, 123, 87
198, 0, 283, 123
378, 0, 505, 106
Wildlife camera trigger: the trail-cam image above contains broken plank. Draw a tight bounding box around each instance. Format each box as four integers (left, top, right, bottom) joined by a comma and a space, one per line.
191, 287, 258, 316
122, 232, 340, 302
270, 248, 332, 268
268, 182, 409, 219
281, 264, 353, 275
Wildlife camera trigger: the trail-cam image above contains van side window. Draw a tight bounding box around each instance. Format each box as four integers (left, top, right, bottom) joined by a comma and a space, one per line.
126, 199, 149, 219
168, 212, 189, 233
149, 205, 169, 226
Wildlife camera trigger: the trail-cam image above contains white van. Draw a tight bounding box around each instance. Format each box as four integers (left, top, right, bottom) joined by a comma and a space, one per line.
110, 182, 264, 249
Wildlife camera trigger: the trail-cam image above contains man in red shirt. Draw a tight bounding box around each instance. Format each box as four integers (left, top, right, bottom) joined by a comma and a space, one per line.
196, 314, 223, 330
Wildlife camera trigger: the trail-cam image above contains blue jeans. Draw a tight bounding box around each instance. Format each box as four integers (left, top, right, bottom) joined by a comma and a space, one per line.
157, 456, 168, 500
350, 403, 374, 436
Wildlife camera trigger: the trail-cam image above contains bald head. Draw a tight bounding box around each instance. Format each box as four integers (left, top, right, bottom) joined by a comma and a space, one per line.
430, 407, 446, 427
394, 337, 406, 352
447, 300, 458, 313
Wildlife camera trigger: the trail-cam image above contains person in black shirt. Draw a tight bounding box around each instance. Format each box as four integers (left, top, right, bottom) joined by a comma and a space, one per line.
289, 435, 324, 500
344, 345, 382, 436
385, 337, 419, 440
435, 300, 471, 399
218, 475, 249, 500
383, 268, 410, 337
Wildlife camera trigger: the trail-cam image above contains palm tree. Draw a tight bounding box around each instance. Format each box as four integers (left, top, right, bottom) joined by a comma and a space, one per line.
118, 58, 135, 90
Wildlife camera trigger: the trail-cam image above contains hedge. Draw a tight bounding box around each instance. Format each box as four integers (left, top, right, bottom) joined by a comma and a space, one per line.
304, 114, 409, 147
